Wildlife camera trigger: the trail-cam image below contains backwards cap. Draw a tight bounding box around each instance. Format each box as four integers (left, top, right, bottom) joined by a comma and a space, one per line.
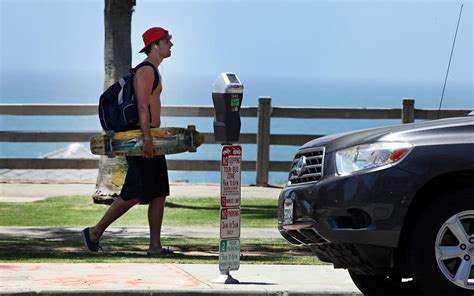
139, 27, 169, 53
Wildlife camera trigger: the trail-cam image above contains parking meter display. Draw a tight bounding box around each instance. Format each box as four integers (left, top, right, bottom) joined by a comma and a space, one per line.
226, 74, 239, 84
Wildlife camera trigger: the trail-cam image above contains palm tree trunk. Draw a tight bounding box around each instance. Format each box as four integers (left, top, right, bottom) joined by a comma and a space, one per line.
93, 0, 135, 204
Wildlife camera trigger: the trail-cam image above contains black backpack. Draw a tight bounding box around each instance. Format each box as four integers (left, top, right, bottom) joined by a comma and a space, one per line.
98, 61, 159, 132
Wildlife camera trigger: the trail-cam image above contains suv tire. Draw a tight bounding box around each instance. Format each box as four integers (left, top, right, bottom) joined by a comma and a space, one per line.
348, 270, 420, 295
409, 189, 474, 296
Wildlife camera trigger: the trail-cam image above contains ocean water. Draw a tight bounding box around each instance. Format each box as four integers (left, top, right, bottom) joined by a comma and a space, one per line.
1, 74, 472, 184
0, 115, 402, 184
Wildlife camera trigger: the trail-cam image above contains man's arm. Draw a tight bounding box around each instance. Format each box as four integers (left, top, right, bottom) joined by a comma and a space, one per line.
150, 79, 162, 128
134, 66, 156, 158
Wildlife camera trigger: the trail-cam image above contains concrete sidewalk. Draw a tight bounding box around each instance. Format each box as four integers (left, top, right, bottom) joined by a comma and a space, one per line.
0, 168, 283, 202
0, 226, 361, 295
0, 181, 282, 202
0, 263, 361, 295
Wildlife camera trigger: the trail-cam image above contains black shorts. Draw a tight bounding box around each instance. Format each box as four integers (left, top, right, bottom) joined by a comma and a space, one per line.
120, 155, 170, 204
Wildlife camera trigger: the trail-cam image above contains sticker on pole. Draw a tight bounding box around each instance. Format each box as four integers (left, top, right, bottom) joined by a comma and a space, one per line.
219, 239, 240, 271
221, 145, 242, 207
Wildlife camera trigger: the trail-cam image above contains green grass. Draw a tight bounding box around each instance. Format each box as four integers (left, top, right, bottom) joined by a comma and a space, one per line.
0, 196, 325, 265
0, 237, 322, 265
0, 196, 278, 227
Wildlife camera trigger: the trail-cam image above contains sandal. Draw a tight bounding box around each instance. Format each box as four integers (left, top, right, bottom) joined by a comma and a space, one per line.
81, 227, 103, 252
147, 248, 174, 256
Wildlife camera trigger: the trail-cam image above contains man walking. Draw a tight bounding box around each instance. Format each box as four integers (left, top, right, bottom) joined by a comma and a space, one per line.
82, 27, 174, 255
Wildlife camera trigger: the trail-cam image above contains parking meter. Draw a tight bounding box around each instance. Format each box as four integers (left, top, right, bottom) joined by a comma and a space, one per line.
212, 73, 244, 144
212, 72, 244, 283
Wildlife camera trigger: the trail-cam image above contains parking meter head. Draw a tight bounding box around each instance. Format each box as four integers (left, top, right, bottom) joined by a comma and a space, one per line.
212, 73, 244, 144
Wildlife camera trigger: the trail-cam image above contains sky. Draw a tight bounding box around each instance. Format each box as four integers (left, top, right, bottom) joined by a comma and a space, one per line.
0, 0, 472, 183
0, 0, 473, 108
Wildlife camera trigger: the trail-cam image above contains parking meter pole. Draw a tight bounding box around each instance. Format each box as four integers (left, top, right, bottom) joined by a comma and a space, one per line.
211, 73, 243, 285
213, 270, 239, 284
212, 144, 242, 284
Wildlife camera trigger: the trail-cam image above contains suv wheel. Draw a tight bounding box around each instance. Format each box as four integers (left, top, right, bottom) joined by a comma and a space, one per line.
348, 271, 420, 295
409, 190, 474, 295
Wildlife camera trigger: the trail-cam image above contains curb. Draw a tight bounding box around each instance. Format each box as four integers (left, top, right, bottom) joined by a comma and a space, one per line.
1, 291, 360, 296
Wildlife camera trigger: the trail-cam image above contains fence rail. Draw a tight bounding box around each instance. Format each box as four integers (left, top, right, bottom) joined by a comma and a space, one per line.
0, 131, 319, 146
0, 158, 292, 172
0, 98, 471, 185
1, 103, 468, 120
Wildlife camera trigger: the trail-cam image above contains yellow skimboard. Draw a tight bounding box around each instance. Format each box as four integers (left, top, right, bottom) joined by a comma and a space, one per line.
90, 125, 204, 157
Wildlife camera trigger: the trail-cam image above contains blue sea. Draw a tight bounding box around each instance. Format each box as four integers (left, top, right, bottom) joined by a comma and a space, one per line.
1, 72, 472, 185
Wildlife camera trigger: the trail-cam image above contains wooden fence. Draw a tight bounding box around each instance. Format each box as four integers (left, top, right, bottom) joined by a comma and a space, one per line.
0, 97, 470, 185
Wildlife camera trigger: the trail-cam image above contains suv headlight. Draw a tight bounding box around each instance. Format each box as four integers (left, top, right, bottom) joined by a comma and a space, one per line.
335, 142, 413, 175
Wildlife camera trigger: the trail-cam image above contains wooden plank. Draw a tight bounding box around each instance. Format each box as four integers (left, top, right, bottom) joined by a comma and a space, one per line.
1, 131, 324, 147
270, 134, 323, 146
0, 131, 259, 144
162, 106, 258, 117
414, 109, 471, 120
170, 160, 289, 172
0, 103, 470, 119
0, 158, 259, 171
0, 104, 98, 116
168, 160, 257, 171
269, 161, 293, 172
166, 160, 219, 171
0, 131, 321, 146
0, 131, 100, 142
0, 159, 100, 169
202, 133, 256, 144
402, 98, 415, 123
161, 106, 214, 117
0, 158, 293, 172
271, 107, 402, 119
256, 97, 272, 185
0, 104, 258, 117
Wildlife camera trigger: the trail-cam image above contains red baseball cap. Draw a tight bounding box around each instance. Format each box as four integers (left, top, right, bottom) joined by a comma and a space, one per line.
139, 27, 170, 53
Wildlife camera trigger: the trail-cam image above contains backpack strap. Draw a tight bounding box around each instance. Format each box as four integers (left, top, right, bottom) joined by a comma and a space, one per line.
132, 61, 160, 94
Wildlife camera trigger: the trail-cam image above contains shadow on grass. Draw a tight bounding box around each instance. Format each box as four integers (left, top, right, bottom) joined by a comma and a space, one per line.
165, 201, 219, 210
0, 237, 317, 264
0, 250, 217, 261
164, 202, 276, 210
165, 201, 278, 221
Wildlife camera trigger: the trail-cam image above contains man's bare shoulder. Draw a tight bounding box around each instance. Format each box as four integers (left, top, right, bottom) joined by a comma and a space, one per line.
135, 64, 156, 80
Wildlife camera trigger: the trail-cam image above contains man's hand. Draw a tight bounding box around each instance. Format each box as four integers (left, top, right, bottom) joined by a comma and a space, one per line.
143, 138, 156, 158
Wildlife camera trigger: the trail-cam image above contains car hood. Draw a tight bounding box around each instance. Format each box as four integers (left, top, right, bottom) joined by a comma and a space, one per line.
300, 116, 474, 153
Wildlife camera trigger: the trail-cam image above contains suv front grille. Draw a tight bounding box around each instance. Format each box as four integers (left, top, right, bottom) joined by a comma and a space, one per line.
289, 147, 324, 185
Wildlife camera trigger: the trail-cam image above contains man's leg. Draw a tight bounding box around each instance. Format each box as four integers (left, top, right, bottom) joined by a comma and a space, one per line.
89, 196, 139, 242
148, 196, 166, 253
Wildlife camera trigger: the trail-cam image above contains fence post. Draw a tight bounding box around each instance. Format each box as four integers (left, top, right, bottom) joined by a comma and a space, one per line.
256, 96, 272, 186
402, 97, 415, 124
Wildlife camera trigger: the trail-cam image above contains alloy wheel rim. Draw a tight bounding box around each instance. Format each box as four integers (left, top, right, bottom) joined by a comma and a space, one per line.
435, 210, 474, 290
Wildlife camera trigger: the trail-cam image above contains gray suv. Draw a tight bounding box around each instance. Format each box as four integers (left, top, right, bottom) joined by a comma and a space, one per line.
277, 115, 474, 295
